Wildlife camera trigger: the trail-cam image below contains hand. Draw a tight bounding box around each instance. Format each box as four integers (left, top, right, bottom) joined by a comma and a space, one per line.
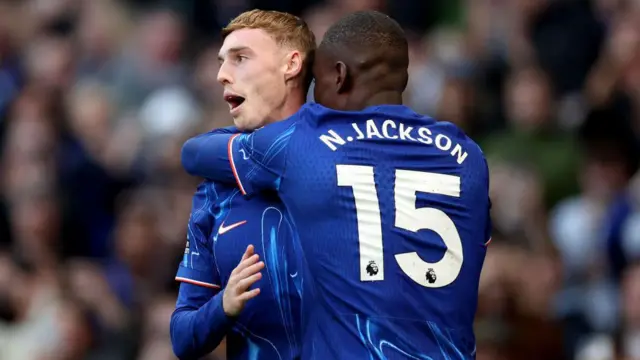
222, 245, 264, 317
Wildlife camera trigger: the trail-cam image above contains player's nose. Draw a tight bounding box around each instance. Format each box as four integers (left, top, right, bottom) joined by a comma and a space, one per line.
217, 62, 233, 85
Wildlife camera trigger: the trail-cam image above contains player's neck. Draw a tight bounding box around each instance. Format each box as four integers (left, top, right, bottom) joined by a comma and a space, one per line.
266, 91, 306, 124
282, 92, 306, 117
358, 91, 403, 110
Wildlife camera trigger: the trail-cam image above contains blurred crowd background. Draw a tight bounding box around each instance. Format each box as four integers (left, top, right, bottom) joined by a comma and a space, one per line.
0, 0, 640, 359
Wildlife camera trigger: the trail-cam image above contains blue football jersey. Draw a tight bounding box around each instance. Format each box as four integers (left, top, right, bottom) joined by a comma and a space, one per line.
176, 179, 302, 359
184, 104, 491, 359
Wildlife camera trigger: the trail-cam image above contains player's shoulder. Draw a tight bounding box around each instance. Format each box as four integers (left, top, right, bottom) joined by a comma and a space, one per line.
297, 102, 329, 114
293, 102, 353, 124
421, 116, 488, 176
279, 102, 329, 128
432, 120, 484, 156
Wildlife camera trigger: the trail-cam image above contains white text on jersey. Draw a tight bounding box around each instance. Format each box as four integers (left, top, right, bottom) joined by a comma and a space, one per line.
319, 119, 468, 164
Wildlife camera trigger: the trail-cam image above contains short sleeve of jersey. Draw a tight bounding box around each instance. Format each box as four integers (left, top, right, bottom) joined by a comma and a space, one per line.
176, 182, 221, 289
228, 114, 300, 196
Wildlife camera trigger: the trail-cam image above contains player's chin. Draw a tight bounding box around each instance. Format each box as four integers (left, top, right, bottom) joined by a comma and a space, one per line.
231, 113, 249, 131
233, 115, 262, 132
232, 116, 247, 131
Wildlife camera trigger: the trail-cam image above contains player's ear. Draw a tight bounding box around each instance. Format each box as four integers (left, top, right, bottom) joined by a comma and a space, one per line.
284, 50, 303, 83
335, 61, 349, 94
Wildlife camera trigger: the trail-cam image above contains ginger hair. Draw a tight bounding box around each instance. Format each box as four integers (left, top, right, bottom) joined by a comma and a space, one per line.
222, 10, 316, 89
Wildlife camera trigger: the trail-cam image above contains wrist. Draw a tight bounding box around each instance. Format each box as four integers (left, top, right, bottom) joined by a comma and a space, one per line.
217, 291, 237, 321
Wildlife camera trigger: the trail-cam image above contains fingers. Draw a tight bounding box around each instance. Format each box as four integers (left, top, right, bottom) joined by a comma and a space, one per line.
223, 247, 263, 316
237, 288, 261, 302
240, 245, 254, 262
231, 253, 260, 276
238, 261, 265, 279
236, 272, 263, 293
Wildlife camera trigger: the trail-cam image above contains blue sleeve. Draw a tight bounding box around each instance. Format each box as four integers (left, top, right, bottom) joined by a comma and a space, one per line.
181, 115, 299, 196
175, 182, 221, 288
171, 182, 232, 358
181, 126, 240, 183
170, 283, 233, 359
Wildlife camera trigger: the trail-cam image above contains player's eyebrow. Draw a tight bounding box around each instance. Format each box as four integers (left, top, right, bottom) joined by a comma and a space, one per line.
217, 46, 253, 63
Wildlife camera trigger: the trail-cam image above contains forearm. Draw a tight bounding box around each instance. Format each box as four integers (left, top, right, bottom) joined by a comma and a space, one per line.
181, 132, 236, 184
170, 291, 233, 359
182, 125, 289, 196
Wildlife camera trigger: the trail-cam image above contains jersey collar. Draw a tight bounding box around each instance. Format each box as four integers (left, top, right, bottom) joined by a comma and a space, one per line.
364, 104, 421, 118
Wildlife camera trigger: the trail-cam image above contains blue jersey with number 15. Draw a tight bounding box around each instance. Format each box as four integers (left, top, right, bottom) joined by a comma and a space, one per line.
188, 103, 491, 359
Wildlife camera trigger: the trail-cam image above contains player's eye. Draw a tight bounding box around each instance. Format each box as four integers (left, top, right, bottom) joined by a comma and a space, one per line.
235, 55, 248, 63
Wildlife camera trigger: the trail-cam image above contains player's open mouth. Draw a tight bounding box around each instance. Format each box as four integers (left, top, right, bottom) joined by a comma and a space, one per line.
224, 94, 245, 114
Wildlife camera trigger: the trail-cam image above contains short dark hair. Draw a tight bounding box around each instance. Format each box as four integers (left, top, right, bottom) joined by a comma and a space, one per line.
321, 11, 407, 53
319, 11, 409, 90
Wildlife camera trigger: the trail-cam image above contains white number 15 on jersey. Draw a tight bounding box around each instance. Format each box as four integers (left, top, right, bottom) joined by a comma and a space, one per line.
337, 164, 463, 288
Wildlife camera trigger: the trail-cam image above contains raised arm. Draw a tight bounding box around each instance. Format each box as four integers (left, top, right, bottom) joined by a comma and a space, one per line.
181, 126, 239, 183
181, 117, 297, 196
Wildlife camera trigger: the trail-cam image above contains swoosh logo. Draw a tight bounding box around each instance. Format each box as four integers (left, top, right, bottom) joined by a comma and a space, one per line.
218, 220, 247, 235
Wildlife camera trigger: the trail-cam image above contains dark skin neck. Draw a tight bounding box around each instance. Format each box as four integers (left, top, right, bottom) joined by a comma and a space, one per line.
362, 90, 403, 107
342, 59, 406, 110
323, 43, 408, 110
347, 89, 403, 111
327, 46, 408, 111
